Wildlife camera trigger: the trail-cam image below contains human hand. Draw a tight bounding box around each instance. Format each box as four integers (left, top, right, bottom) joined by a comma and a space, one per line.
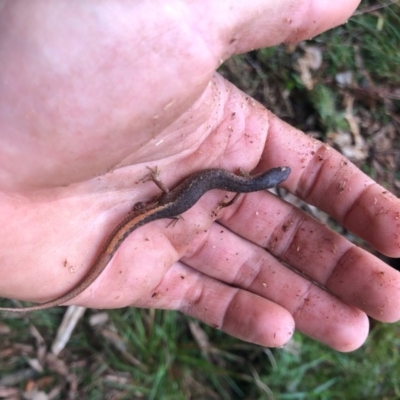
1, 0, 400, 352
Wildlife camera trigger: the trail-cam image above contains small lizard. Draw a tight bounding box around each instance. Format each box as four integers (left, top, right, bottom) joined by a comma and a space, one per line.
0, 166, 290, 312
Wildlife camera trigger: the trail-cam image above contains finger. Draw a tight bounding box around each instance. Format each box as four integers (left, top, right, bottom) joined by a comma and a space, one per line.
182, 221, 369, 351
262, 114, 400, 258
216, 184, 400, 323
146, 262, 295, 348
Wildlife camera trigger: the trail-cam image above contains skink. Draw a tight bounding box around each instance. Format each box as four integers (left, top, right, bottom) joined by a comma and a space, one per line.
0, 166, 290, 312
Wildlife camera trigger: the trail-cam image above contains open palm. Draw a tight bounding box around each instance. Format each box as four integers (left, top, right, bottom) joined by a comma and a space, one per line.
1, 0, 399, 352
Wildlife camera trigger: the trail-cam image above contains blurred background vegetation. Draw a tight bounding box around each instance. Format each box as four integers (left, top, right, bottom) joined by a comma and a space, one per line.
1, 1, 399, 399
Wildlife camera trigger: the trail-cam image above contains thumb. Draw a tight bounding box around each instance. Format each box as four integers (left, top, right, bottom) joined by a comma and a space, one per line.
207, 0, 361, 56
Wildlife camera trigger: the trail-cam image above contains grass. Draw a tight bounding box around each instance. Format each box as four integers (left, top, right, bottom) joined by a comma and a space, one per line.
2, 308, 400, 398
1, 1, 400, 398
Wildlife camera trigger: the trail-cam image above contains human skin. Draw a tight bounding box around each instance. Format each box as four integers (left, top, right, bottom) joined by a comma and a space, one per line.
1, 0, 400, 352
